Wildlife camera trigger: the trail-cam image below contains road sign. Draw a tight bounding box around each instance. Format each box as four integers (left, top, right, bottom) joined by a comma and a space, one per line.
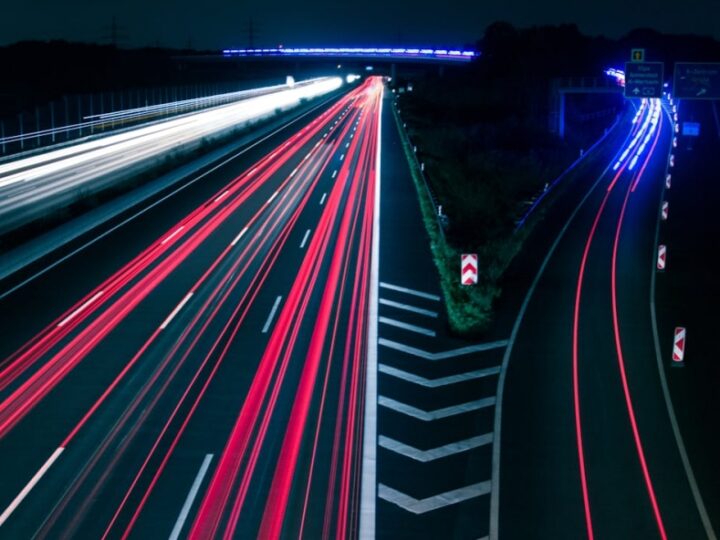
461, 253, 478, 285
657, 244, 667, 271
673, 63, 720, 99
682, 122, 701, 137
624, 62, 664, 98
666, 174, 672, 189
672, 327, 686, 365
661, 201, 669, 220
631, 48, 645, 62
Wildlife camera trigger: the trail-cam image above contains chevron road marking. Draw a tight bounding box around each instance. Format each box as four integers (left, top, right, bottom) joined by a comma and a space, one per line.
379, 282, 441, 301
379, 298, 438, 318
379, 434, 493, 462
379, 338, 508, 360
379, 316, 436, 337
379, 363, 500, 387
378, 481, 491, 514
379, 396, 496, 421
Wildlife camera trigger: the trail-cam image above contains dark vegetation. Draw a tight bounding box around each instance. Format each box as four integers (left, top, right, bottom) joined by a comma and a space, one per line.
395, 23, 720, 334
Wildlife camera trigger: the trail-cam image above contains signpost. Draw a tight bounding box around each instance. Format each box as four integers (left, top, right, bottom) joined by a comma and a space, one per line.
673, 63, 720, 99
461, 254, 478, 285
624, 62, 664, 98
631, 48, 645, 62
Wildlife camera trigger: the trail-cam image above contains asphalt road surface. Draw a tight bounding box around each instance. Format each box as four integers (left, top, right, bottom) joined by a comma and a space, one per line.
0, 77, 382, 538
498, 97, 715, 539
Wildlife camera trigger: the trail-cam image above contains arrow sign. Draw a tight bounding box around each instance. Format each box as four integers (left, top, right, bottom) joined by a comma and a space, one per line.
461, 254, 478, 285
672, 327, 686, 365
657, 244, 667, 271
661, 201, 669, 220
625, 61, 664, 98
673, 62, 720, 100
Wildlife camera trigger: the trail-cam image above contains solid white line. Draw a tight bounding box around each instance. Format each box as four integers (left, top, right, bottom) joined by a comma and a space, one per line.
319, 193, 327, 205
57, 290, 104, 327
160, 292, 193, 330
332, 170, 338, 178
262, 295, 282, 334
488, 112, 639, 540
379, 363, 501, 387
379, 338, 508, 360
168, 454, 213, 540
378, 481, 491, 514
379, 433, 493, 462
0, 447, 64, 526
300, 229, 311, 249
379, 282, 440, 301
230, 226, 248, 246
649, 107, 717, 540
161, 225, 184, 245
214, 190, 229, 203
379, 316, 435, 337
379, 396, 496, 421
379, 298, 437, 318
359, 84, 382, 540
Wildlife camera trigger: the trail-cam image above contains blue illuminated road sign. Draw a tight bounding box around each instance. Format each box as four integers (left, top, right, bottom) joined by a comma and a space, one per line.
674, 63, 720, 99
682, 122, 701, 137
624, 62, 664, 98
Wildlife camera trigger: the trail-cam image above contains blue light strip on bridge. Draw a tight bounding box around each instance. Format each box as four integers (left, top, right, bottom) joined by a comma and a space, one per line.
221, 47, 478, 62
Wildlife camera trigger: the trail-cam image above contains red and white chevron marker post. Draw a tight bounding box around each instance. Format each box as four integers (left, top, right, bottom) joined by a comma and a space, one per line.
666, 174, 672, 189
661, 201, 669, 220
672, 326, 686, 366
461, 253, 478, 285
657, 244, 667, 271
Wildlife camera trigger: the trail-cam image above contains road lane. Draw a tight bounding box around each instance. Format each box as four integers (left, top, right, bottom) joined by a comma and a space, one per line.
0, 77, 383, 538
499, 98, 708, 539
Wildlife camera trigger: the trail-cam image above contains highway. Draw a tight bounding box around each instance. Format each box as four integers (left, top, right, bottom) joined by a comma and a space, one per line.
0, 76, 382, 538
497, 97, 715, 539
0, 77, 343, 237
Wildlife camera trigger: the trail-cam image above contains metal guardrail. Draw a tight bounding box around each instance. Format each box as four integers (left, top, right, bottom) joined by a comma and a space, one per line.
391, 99, 447, 242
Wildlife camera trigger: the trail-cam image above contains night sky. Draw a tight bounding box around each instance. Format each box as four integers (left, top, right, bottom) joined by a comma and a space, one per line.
1, 0, 718, 49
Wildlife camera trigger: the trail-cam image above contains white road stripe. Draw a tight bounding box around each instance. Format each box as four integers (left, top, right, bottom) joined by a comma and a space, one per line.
161, 225, 184, 245
300, 229, 311, 249
379, 338, 509, 360
0, 447, 64, 526
346, 142, 350, 148
332, 170, 338, 179
378, 482, 491, 514
379, 298, 437, 317
262, 296, 282, 333
160, 292, 193, 330
379, 433, 493, 462
230, 226, 248, 246
214, 190, 229, 203
168, 454, 213, 540
379, 364, 501, 387
57, 290, 104, 328
378, 396, 496, 421
379, 282, 440, 301
360, 85, 382, 540
319, 193, 327, 205
340, 154, 345, 161
379, 316, 435, 337
267, 190, 279, 204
